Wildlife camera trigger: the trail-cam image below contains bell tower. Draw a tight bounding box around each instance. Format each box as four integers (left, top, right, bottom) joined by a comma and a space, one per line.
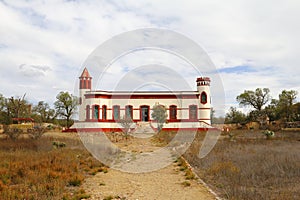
79, 67, 92, 90
79, 68, 92, 121
196, 77, 211, 125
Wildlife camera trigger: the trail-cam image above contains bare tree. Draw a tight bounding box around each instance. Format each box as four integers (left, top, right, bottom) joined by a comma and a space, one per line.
118, 115, 133, 140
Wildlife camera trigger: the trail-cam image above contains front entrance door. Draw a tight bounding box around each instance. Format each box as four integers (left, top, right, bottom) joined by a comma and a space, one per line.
141, 106, 149, 121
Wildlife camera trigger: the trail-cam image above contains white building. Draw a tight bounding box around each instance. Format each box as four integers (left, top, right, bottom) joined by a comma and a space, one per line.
74, 68, 212, 132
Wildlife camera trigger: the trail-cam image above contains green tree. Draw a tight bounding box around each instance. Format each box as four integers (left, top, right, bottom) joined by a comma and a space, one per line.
54, 92, 78, 128
225, 107, 247, 125
32, 101, 56, 123
151, 104, 167, 132
0, 94, 4, 110
277, 90, 298, 122
0, 94, 7, 124
292, 102, 300, 121
236, 88, 270, 111
7, 94, 31, 119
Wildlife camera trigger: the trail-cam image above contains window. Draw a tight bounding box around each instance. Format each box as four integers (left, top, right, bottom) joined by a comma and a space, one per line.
102, 105, 107, 120
125, 105, 133, 119
189, 105, 197, 120
169, 105, 177, 120
83, 79, 86, 89
201, 92, 207, 104
86, 105, 90, 120
93, 105, 99, 120
113, 105, 120, 121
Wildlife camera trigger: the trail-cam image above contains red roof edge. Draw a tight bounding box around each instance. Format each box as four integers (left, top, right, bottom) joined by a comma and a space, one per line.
80, 67, 91, 78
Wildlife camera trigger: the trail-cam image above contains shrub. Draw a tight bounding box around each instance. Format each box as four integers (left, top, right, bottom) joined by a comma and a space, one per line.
262, 130, 275, 139
208, 161, 240, 177
4, 128, 22, 141
185, 169, 195, 180
103, 195, 114, 200
181, 181, 191, 187
68, 175, 84, 187
29, 126, 46, 140
53, 141, 66, 148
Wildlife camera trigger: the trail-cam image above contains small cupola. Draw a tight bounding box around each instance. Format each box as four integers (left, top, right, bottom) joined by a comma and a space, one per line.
79, 67, 92, 89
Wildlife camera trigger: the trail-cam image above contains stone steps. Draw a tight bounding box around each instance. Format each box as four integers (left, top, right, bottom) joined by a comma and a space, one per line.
130, 122, 155, 138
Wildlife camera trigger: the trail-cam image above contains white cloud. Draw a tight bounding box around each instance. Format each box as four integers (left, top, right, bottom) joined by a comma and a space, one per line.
19, 64, 51, 77
0, 0, 299, 115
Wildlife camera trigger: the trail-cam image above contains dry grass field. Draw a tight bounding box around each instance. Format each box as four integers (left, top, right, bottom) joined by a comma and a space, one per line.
0, 132, 106, 200
1, 129, 299, 200
184, 130, 300, 200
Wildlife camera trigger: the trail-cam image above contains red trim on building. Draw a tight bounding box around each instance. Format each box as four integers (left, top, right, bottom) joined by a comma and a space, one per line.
73, 127, 215, 133
85, 94, 199, 99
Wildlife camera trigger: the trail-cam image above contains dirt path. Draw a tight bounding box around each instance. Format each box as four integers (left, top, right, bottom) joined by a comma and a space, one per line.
81, 135, 216, 200
82, 164, 215, 200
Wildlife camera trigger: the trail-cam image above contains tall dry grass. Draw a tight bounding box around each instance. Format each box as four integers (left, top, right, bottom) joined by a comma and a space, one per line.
0, 134, 105, 200
184, 130, 300, 200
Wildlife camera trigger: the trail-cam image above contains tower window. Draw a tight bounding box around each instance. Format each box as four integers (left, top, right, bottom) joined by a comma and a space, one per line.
201, 92, 207, 104
83, 79, 86, 89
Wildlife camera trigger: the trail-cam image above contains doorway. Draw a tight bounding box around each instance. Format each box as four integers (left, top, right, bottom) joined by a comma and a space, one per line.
140, 105, 149, 121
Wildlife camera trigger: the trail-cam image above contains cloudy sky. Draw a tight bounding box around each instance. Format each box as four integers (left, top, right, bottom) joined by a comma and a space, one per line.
0, 0, 299, 116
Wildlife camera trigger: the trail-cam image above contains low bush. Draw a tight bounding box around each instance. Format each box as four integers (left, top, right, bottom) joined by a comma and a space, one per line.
181, 181, 191, 187
3, 128, 22, 141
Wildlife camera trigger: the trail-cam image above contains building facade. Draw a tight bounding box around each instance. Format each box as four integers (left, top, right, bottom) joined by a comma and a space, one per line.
74, 68, 212, 132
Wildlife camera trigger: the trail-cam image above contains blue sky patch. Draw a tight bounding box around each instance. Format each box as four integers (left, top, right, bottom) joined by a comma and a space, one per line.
218, 65, 257, 74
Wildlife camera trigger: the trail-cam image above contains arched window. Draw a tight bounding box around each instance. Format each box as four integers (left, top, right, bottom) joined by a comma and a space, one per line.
113, 105, 120, 121
125, 105, 133, 119
86, 105, 90, 121
169, 105, 177, 120
93, 105, 99, 120
189, 105, 198, 120
201, 92, 207, 104
102, 105, 107, 120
